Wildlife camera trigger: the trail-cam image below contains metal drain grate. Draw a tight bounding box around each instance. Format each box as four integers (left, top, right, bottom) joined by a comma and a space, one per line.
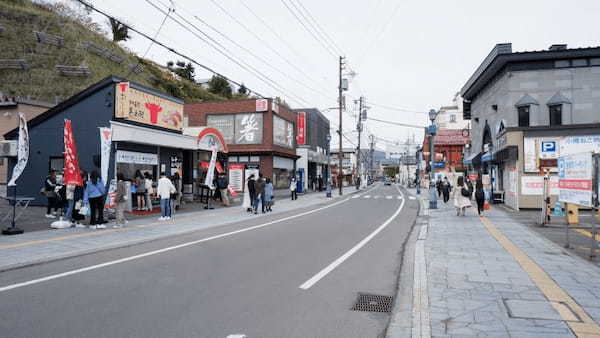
351, 293, 394, 313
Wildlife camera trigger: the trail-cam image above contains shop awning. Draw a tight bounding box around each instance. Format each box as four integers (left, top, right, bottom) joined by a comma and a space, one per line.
493, 145, 518, 163
111, 121, 212, 151
464, 152, 481, 166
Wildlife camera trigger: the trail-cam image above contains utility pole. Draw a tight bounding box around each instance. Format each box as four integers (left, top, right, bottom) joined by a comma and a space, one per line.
338, 56, 345, 196
369, 134, 375, 180
356, 96, 363, 190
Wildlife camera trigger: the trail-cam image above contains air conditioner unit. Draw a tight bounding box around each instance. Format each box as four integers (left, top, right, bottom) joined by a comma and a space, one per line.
0, 141, 17, 157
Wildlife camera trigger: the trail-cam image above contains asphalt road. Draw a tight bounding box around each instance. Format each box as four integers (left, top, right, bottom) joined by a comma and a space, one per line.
0, 184, 419, 338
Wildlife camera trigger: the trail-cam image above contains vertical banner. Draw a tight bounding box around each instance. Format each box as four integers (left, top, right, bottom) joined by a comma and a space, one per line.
8, 113, 29, 186
99, 127, 112, 185
296, 112, 306, 145
228, 164, 245, 192
63, 120, 83, 186
204, 147, 217, 189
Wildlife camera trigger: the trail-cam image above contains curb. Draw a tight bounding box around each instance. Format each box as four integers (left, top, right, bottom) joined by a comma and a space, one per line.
0, 187, 368, 273
386, 187, 423, 338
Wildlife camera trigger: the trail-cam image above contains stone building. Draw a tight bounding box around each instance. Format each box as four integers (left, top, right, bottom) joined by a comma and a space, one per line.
461, 43, 600, 209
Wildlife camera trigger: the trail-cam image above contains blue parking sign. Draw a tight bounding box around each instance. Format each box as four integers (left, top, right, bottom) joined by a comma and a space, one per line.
541, 141, 556, 153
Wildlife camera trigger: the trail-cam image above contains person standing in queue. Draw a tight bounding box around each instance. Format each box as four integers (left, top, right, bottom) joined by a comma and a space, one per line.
84, 170, 106, 228
264, 178, 274, 212
157, 172, 176, 221
290, 176, 298, 200
254, 173, 266, 214
44, 169, 59, 218
245, 174, 256, 213
114, 173, 128, 228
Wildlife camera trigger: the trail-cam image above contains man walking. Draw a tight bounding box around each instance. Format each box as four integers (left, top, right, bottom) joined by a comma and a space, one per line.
216, 173, 229, 206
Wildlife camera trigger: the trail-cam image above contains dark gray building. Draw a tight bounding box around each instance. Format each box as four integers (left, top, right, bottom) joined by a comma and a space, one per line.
293, 108, 330, 191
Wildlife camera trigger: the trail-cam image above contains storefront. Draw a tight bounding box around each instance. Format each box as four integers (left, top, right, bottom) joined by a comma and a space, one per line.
293, 108, 330, 192
4, 76, 214, 205
185, 98, 299, 191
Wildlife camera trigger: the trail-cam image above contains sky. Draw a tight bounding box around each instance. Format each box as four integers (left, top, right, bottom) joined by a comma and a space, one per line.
74, 0, 600, 150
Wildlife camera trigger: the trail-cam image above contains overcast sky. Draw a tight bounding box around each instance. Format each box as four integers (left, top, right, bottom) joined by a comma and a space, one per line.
83, 0, 600, 150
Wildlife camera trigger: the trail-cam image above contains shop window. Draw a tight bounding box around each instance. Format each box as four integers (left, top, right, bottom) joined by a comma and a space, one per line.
238, 156, 249, 162
250, 156, 260, 162
228, 156, 238, 163
449, 114, 456, 123
517, 106, 530, 127
549, 104, 562, 126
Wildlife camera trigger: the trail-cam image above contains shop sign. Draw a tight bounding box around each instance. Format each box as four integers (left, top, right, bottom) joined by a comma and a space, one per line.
433, 161, 445, 168
255, 99, 268, 112
558, 152, 593, 207
273, 115, 294, 148
116, 150, 158, 165
115, 83, 183, 131
560, 135, 600, 156
206, 115, 235, 144
540, 141, 557, 159
524, 137, 560, 172
235, 113, 263, 144
521, 175, 559, 195
296, 111, 306, 145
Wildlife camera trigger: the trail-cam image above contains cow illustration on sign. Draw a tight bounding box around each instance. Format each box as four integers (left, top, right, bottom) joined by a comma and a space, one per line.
238, 114, 258, 142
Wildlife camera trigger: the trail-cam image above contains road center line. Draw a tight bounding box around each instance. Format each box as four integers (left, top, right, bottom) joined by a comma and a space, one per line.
0, 196, 353, 294
299, 187, 405, 290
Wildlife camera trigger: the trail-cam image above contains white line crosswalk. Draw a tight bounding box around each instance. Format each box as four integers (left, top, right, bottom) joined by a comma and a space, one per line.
358, 195, 403, 200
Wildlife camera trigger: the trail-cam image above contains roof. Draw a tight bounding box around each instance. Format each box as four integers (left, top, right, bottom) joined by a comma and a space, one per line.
461, 43, 600, 100
424, 129, 470, 145
515, 94, 539, 106
4, 76, 183, 139
547, 92, 571, 105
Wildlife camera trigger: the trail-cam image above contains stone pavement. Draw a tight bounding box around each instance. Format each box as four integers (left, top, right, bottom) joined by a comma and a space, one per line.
388, 190, 600, 338
0, 186, 362, 272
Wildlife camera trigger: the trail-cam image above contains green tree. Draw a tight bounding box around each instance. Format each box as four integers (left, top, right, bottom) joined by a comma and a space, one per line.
237, 83, 248, 95
166, 61, 196, 82
208, 75, 232, 98
109, 18, 130, 42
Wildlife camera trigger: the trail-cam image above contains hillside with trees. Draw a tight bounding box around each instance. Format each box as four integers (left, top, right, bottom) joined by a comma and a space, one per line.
0, 0, 247, 103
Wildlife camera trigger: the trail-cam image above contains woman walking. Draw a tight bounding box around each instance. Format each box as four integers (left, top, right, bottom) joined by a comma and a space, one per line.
84, 171, 106, 228
290, 176, 298, 200
134, 170, 146, 211
453, 176, 472, 216
114, 173, 128, 227
475, 178, 485, 216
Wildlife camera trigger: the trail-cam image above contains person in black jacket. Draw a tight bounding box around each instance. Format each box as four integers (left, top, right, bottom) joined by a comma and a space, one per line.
247, 175, 256, 213
441, 177, 452, 203
475, 178, 485, 216
44, 170, 59, 218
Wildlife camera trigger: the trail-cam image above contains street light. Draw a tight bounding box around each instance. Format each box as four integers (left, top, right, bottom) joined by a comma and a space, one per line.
428, 109, 438, 209
326, 134, 332, 198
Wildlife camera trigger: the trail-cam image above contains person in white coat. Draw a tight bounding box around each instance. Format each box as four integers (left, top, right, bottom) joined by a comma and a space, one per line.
453, 176, 472, 216
157, 172, 176, 220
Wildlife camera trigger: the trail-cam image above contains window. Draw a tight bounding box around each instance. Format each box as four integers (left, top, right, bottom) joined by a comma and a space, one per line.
449, 114, 456, 123
518, 106, 530, 127
549, 104, 562, 126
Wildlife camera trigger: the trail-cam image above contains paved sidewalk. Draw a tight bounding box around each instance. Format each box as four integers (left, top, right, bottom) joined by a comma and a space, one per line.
0, 186, 363, 272
389, 190, 600, 338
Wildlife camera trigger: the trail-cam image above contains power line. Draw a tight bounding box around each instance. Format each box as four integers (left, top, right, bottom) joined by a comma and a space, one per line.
144, 0, 311, 106
368, 117, 426, 129
368, 101, 428, 114
73, 0, 267, 98
293, 0, 344, 56
279, 0, 338, 59
289, 0, 343, 56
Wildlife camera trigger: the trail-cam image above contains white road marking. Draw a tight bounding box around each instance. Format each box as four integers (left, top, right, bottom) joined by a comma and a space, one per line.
363, 195, 371, 199
299, 187, 405, 290
0, 196, 353, 294
227, 335, 246, 338
351, 195, 361, 199
374, 196, 380, 199
386, 196, 393, 199
409, 196, 417, 200
397, 196, 403, 200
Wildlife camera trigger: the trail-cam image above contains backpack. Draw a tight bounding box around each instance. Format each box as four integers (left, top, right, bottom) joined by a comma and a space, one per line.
461, 187, 471, 198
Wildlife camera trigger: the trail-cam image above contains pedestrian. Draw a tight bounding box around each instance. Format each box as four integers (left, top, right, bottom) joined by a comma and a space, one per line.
244, 174, 255, 213
453, 176, 472, 216
65, 183, 76, 225
290, 176, 298, 200
436, 179, 443, 198
84, 170, 106, 228
318, 175, 323, 192
157, 172, 176, 220
172, 172, 182, 210
216, 173, 229, 206
134, 170, 146, 211
465, 176, 474, 198
475, 178, 485, 216
264, 177, 274, 212
144, 172, 154, 211
71, 171, 86, 227
114, 173, 128, 227
254, 173, 266, 214
43, 169, 60, 218
442, 177, 452, 203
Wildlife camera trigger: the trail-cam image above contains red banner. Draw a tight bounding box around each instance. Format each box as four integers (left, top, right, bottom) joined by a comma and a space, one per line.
296, 111, 306, 145
63, 120, 83, 186
558, 179, 592, 190
201, 161, 225, 173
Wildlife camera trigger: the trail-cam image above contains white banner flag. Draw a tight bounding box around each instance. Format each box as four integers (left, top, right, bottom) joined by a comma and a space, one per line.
204, 147, 218, 190
99, 127, 112, 185
8, 113, 29, 186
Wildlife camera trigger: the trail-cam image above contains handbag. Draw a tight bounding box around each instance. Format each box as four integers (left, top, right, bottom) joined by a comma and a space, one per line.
79, 205, 89, 216
461, 187, 471, 198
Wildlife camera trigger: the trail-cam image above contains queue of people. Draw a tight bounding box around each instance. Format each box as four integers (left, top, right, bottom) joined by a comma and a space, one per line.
243, 173, 275, 214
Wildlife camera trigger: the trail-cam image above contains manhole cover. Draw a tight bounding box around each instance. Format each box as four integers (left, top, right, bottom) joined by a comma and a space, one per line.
351, 293, 394, 313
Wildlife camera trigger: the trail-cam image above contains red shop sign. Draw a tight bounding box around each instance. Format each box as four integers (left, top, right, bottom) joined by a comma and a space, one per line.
296, 111, 306, 145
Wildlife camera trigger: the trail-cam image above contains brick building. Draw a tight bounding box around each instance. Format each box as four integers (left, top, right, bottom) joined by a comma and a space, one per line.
422, 129, 469, 178
185, 98, 298, 189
